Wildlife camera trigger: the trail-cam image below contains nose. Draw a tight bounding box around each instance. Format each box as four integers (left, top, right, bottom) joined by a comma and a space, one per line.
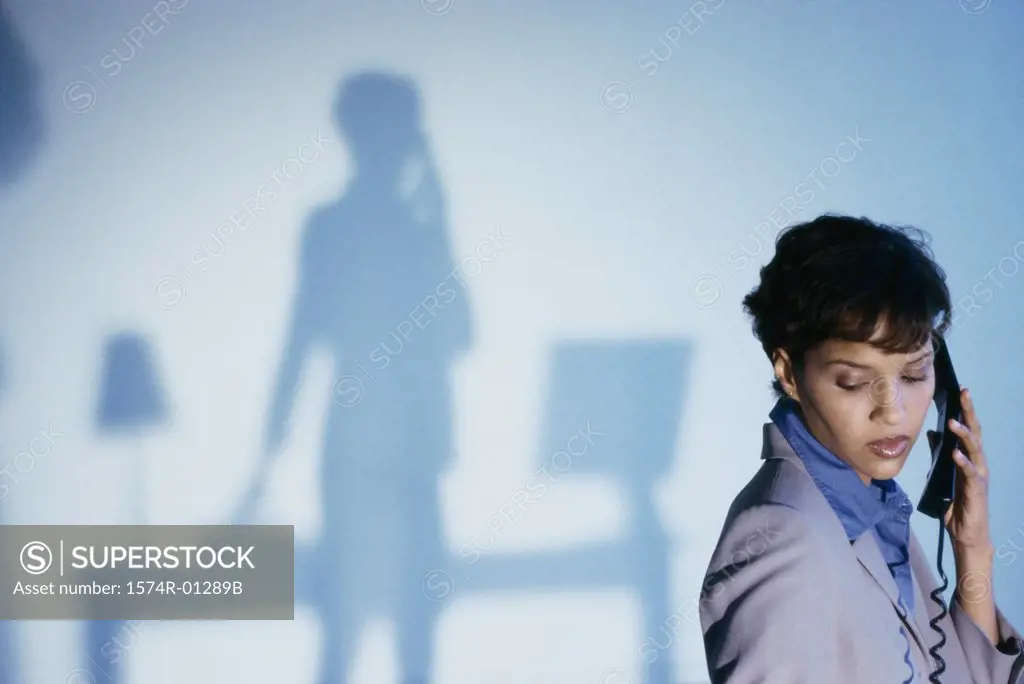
869, 374, 906, 425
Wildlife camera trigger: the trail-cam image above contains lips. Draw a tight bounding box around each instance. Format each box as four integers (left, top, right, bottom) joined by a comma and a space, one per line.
867, 436, 910, 459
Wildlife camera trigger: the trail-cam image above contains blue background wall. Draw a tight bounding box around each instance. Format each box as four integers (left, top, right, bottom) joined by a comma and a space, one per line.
1, 0, 1022, 682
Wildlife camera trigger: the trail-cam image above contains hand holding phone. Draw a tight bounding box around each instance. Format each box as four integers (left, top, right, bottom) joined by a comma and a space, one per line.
917, 336, 963, 519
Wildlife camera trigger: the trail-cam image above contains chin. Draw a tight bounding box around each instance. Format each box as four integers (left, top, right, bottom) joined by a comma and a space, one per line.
864, 456, 907, 481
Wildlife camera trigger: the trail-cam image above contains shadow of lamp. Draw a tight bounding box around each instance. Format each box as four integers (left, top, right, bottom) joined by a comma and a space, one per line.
84, 332, 169, 684
94, 331, 169, 524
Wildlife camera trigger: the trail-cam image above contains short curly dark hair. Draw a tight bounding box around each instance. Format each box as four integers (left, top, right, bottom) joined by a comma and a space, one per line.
742, 213, 953, 398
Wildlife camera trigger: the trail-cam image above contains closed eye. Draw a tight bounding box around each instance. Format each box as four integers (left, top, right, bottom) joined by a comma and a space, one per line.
837, 374, 929, 391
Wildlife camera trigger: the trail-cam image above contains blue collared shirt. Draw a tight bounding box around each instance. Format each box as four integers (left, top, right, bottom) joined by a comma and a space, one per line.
769, 397, 916, 614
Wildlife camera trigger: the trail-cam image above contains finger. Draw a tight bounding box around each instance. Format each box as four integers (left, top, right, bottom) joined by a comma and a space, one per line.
960, 386, 981, 436
949, 418, 989, 478
948, 418, 982, 459
960, 387, 987, 469
952, 448, 979, 478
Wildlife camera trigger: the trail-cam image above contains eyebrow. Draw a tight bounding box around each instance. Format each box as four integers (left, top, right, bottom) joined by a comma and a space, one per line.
825, 351, 935, 370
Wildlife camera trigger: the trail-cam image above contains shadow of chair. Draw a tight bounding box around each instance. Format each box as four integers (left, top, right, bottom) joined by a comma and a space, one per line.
450, 338, 691, 684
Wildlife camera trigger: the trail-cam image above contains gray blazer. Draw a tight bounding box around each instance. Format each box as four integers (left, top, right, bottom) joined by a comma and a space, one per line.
699, 423, 1024, 683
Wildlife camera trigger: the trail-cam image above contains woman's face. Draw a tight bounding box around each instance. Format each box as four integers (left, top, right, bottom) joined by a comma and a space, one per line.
774, 334, 936, 484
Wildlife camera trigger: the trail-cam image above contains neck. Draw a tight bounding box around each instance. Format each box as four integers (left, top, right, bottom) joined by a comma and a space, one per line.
791, 400, 873, 486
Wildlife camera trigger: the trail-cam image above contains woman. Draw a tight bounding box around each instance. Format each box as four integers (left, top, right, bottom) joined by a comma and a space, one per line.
698, 214, 1023, 683
0, 0, 44, 186
256, 71, 469, 684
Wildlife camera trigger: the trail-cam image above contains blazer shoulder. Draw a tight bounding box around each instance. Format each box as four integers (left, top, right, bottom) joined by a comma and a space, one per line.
705, 499, 832, 573
703, 457, 841, 581
728, 453, 830, 519
699, 499, 844, 648
698, 500, 848, 683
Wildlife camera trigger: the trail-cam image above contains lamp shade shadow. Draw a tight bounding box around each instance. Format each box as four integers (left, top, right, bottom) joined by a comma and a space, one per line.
94, 332, 169, 434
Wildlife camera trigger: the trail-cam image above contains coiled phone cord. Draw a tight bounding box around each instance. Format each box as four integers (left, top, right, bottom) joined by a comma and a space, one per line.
927, 522, 949, 683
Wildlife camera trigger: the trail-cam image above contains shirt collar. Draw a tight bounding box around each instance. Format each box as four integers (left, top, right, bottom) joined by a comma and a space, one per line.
769, 397, 907, 541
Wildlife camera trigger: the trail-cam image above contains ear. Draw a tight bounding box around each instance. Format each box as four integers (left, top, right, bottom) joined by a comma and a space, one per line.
772, 349, 800, 401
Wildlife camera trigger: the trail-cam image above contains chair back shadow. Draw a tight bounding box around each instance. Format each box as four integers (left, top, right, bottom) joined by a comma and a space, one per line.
259, 70, 470, 684
452, 339, 691, 684
0, 0, 45, 188
82, 331, 170, 684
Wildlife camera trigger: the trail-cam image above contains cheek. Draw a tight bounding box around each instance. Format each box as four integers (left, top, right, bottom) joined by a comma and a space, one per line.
835, 418, 872, 450
904, 383, 935, 427
819, 388, 873, 420
818, 397, 873, 444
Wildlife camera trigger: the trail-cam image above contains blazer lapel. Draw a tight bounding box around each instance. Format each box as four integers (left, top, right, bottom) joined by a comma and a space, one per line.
763, 424, 934, 672
852, 532, 928, 655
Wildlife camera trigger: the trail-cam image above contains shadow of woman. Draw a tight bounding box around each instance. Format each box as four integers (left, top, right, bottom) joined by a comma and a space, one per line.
253, 71, 471, 684
0, 0, 45, 188
0, 2, 45, 682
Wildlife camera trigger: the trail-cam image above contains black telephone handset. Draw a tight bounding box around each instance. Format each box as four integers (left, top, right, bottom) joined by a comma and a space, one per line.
917, 336, 963, 519
916, 335, 964, 683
